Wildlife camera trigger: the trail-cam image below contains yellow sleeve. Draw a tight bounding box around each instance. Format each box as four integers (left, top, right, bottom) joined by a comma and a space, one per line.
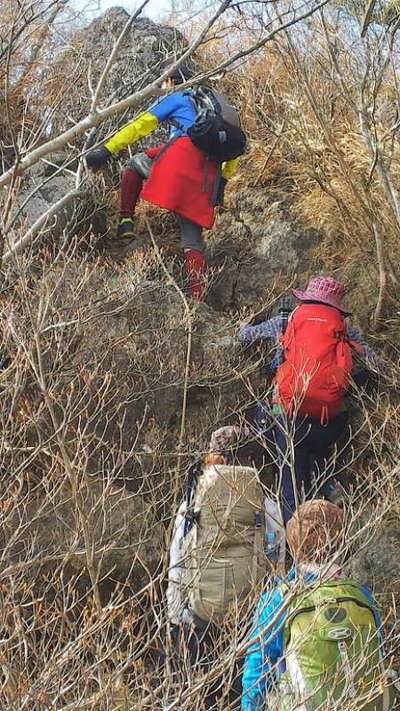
221, 157, 240, 180
104, 112, 159, 154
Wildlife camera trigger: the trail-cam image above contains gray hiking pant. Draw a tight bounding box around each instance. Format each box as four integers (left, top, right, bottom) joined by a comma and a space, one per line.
176, 215, 204, 253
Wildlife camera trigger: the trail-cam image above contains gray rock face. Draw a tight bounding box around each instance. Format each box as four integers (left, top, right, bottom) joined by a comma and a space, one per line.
19, 162, 74, 229
350, 520, 400, 595
206, 186, 321, 311
81, 7, 184, 100
6, 160, 106, 255
0, 477, 162, 603
50, 7, 186, 146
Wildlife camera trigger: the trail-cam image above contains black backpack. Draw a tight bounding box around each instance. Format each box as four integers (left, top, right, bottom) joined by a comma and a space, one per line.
185, 86, 246, 162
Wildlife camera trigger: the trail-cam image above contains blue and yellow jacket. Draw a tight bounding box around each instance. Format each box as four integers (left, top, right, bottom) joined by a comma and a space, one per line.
104, 90, 239, 179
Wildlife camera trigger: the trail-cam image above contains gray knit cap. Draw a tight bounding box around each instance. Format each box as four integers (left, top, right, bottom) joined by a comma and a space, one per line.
209, 425, 250, 454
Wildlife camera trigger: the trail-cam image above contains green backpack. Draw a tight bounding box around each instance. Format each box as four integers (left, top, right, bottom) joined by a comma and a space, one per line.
278, 579, 396, 711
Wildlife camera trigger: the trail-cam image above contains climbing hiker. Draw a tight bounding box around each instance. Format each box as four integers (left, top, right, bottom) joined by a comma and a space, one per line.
85, 64, 245, 299
239, 276, 384, 523
241, 499, 398, 711
166, 425, 265, 709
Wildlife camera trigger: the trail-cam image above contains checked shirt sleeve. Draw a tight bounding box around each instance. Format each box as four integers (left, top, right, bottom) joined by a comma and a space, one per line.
239, 316, 283, 344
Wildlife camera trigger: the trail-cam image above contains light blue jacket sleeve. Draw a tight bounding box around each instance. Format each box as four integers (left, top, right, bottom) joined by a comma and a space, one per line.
241, 587, 286, 711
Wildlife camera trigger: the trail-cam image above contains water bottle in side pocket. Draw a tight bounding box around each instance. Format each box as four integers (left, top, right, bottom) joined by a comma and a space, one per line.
265, 531, 279, 562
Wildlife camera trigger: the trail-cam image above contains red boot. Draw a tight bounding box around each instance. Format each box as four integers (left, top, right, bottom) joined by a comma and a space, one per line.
184, 249, 207, 300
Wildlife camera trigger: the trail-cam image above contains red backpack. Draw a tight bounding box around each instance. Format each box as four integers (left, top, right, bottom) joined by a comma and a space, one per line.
276, 303, 353, 422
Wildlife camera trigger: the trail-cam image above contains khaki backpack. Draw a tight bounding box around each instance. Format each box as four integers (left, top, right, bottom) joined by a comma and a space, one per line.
180, 464, 266, 623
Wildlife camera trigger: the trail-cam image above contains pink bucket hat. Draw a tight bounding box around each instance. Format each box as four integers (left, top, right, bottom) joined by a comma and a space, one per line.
292, 276, 351, 315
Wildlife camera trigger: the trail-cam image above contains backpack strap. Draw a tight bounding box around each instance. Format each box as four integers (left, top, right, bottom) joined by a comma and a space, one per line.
151, 135, 180, 163
209, 161, 223, 203
202, 156, 210, 192
277, 579, 293, 651
320, 405, 329, 426
252, 510, 265, 581
278, 295, 293, 336
183, 457, 202, 537
168, 89, 199, 134
281, 309, 290, 334
337, 639, 357, 698
168, 117, 186, 133
279, 305, 298, 349
183, 87, 200, 116
194, 85, 220, 114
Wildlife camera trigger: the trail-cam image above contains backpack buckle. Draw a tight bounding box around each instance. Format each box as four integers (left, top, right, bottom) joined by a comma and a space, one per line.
325, 626, 353, 640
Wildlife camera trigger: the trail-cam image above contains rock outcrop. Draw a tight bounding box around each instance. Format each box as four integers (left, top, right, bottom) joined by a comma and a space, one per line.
351, 519, 400, 598
48, 7, 185, 145
5, 8, 186, 258
207, 186, 321, 311
11, 158, 106, 254
0, 478, 162, 602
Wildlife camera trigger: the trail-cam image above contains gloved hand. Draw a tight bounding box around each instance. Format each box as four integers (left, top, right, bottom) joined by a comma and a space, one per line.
239, 312, 267, 330
85, 146, 111, 171
249, 311, 268, 326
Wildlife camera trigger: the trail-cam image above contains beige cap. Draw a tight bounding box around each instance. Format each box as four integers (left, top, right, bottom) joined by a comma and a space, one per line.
287, 499, 344, 561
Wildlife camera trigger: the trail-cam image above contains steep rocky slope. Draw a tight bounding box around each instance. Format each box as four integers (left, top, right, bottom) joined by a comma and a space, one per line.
1, 6, 399, 709
3, 0, 398, 608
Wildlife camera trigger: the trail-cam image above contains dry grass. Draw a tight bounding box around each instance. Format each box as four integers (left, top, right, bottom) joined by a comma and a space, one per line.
1, 1, 400, 708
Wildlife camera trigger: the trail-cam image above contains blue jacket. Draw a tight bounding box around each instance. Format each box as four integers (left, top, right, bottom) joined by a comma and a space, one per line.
241, 569, 383, 711
149, 91, 196, 139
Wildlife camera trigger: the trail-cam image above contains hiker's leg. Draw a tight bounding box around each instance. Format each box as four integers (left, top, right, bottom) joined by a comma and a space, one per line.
120, 162, 143, 218
168, 624, 187, 695
177, 621, 241, 709
117, 161, 143, 238
275, 424, 298, 524
178, 216, 207, 300
295, 435, 313, 506
164, 623, 197, 707
229, 655, 243, 710
302, 451, 315, 501
274, 418, 311, 524
182, 620, 219, 708
202, 623, 235, 710
165, 622, 215, 708
167, 622, 207, 704
309, 412, 349, 499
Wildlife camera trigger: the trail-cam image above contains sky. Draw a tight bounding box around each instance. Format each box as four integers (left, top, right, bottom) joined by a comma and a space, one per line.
70, 0, 170, 21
